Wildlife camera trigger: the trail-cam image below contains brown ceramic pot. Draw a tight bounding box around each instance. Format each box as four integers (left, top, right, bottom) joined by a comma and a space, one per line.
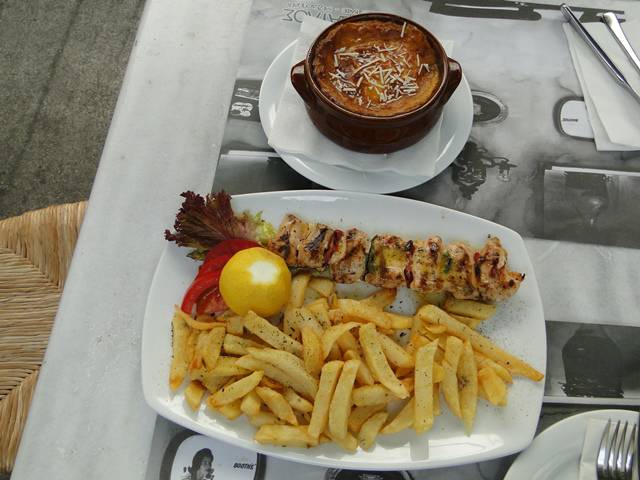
290, 13, 462, 154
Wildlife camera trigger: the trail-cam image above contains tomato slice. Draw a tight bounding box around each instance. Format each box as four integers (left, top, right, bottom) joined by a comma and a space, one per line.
197, 253, 233, 277
181, 239, 259, 315
196, 287, 227, 315
181, 270, 222, 314
205, 239, 259, 260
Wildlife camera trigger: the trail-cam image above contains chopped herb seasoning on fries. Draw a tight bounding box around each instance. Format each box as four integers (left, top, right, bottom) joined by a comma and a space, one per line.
169, 275, 543, 451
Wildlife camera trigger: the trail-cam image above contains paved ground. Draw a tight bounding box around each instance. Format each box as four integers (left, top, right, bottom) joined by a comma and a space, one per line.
0, 0, 145, 220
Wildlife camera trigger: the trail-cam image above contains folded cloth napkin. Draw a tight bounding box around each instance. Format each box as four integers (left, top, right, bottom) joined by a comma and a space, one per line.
563, 20, 640, 151
268, 16, 452, 177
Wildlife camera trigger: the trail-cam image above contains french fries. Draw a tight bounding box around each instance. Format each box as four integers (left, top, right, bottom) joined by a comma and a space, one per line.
248, 411, 281, 428
284, 388, 314, 413
417, 305, 544, 381
328, 359, 360, 440
358, 411, 388, 450
352, 384, 399, 406
226, 315, 244, 335
308, 277, 334, 297
208, 356, 249, 377
348, 404, 387, 433
336, 330, 360, 355
442, 336, 464, 418
255, 425, 317, 448
414, 341, 438, 433
359, 323, 408, 399
343, 349, 375, 386
307, 298, 332, 330
170, 310, 190, 390
381, 398, 414, 434
209, 397, 243, 420
302, 326, 323, 377
450, 314, 482, 330
308, 360, 343, 439
210, 370, 264, 407
337, 299, 392, 330
478, 366, 507, 406
289, 273, 311, 308
223, 333, 262, 356
240, 390, 262, 416
458, 341, 478, 433
175, 307, 225, 331
185, 381, 207, 410
170, 272, 543, 452
236, 355, 307, 396
386, 312, 414, 330
376, 331, 413, 368
321, 322, 360, 359
287, 307, 323, 338
361, 288, 397, 309
475, 352, 513, 384
255, 386, 298, 425
246, 347, 318, 398
443, 296, 496, 320
324, 428, 358, 452
244, 310, 302, 355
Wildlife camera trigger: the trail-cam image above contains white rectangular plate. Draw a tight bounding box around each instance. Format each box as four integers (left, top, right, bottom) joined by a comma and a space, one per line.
142, 190, 546, 470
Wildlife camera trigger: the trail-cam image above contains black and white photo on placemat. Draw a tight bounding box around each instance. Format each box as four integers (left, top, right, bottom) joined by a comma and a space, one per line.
543, 320, 640, 405
155, 428, 265, 480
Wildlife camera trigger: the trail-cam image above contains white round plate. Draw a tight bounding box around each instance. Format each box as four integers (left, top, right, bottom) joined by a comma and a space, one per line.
505, 409, 639, 480
142, 190, 546, 471
259, 41, 473, 194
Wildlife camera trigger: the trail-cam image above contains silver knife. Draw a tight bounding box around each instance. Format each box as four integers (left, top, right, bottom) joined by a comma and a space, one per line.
560, 3, 640, 104
600, 12, 640, 77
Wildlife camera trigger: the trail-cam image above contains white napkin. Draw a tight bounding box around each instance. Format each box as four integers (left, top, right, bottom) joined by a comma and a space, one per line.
579, 418, 608, 480
580, 418, 639, 480
268, 16, 451, 177
563, 20, 640, 151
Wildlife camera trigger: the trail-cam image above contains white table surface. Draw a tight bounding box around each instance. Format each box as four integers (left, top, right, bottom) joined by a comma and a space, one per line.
11, 0, 251, 478
10, 0, 640, 478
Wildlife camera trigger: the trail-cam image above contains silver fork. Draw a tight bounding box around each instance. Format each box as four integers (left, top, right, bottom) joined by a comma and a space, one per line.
600, 13, 640, 78
596, 419, 637, 480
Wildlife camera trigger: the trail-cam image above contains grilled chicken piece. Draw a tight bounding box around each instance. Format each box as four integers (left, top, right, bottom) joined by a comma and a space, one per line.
268, 214, 308, 266
329, 228, 368, 283
440, 242, 478, 299
364, 235, 412, 288
408, 236, 444, 293
299, 222, 334, 269
475, 237, 524, 301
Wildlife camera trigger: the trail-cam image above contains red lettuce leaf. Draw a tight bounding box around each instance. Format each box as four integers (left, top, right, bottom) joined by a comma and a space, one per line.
164, 191, 258, 249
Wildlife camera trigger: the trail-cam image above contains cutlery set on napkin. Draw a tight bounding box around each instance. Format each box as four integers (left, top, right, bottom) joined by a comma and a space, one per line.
580, 417, 638, 480
562, 4, 640, 151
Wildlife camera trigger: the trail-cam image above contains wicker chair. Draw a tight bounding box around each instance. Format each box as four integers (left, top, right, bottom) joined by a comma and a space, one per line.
0, 202, 86, 474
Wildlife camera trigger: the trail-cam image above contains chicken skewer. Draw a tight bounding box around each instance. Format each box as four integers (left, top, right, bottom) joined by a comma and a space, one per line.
268, 214, 524, 302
